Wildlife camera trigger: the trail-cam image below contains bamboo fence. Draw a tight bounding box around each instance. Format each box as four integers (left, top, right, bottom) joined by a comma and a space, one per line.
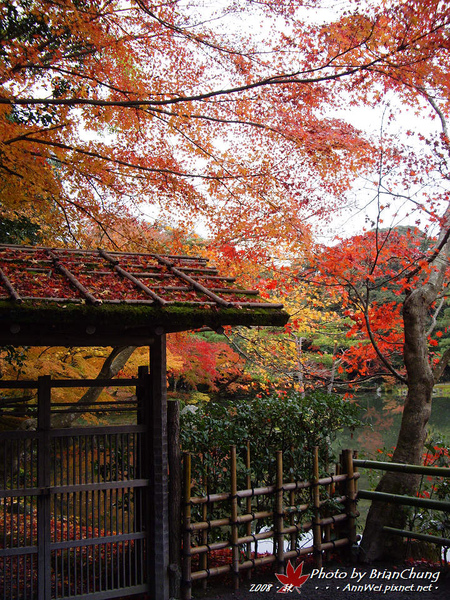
181, 446, 359, 599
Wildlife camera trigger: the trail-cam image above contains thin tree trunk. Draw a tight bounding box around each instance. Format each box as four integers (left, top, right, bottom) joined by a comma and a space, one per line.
360, 287, 434, 562
328, 342, 338, 394
53, 345, 137, 428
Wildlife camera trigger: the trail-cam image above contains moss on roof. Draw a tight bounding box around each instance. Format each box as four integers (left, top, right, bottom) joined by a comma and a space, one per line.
0, 300, 289, 346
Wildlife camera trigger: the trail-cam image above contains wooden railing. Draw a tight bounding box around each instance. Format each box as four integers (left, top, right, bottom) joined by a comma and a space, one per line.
355, 458, 450, 549
181, 447, 359, 599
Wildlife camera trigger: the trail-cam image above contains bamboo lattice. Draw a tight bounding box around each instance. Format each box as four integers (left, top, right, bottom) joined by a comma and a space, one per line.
181, 445, 359, 599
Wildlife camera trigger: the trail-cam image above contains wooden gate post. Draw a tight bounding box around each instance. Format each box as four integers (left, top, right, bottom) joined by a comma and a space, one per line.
343, 449, 357, 552
230, 445, 240, 590
275, 450, 285, 574
37, 375, 52, 600
182, 453, 192, 600
147, 335, 170, 600
312, 446, 322, 568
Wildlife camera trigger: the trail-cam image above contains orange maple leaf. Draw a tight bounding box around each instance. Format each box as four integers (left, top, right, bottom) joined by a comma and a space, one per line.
275, 560, 310, 593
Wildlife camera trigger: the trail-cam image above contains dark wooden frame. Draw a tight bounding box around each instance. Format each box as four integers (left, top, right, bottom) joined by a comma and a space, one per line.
0, 359, 169, 600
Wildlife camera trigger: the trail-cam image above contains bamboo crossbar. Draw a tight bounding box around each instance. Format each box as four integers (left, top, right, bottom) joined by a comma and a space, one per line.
190, 485, 276, 504
234, 554, 277, 571
383, 527, 450, 546
189, 475, 352, 505
191, 554, 278, 582
191, 529, 276, 557
284, 503, 309, 514
238, 529, 275, 545
284, 545, 314, 560
320, 494, 347, 507
358, 489, 450, 511
320, 513, 349, 527
318, 473, 360, 486
190, 541, 230, 556
191, 564, 231, 581
189, 517, 231, 532
321, 538, 351, 551
354, 458, 450, 478
282, 521, 313, 535
181, 448, 356, 599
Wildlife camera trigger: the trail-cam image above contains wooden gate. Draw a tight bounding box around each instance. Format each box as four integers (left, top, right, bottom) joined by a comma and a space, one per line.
0, 376, 151, 600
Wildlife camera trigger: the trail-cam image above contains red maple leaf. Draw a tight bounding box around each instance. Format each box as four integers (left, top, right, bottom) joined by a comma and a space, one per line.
275, 560, 310, 594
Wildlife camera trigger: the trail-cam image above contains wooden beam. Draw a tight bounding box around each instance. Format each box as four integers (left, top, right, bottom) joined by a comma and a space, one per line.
147, 334, 170, 600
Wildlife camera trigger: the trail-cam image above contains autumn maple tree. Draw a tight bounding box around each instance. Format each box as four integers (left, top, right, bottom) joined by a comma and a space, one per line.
2, 0, 450, 254
3, 0, 450, 566
302, 111, 450, 560
224, 278, 349, 393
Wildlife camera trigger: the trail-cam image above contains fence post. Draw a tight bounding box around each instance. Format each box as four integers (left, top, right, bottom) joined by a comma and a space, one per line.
323, 460, 332, 561
344, 449, 357, 552
289, 446, 297, 553
200, 464, 208, 590
148, 336, 170, 600
245, 441, 253, 579
275, 450, 285, 573
334, 458, 342, 543
230, 445, 240, 590
182, 453, 192, 600
312, 446, 322, 568
37, 375, 52, 600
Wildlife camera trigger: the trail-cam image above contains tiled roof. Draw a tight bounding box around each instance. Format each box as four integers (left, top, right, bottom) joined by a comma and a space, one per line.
0, 245, 282, 309
0, 245, 288, 345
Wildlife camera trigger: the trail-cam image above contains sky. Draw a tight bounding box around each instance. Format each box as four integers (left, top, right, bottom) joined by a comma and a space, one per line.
134, 1, 450, 247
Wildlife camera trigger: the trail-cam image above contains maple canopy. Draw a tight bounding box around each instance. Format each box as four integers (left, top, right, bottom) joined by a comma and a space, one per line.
2, 0, 450, 255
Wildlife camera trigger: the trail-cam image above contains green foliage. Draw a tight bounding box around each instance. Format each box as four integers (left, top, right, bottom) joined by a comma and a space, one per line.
0, 213, 41, 245
180, 390, 362, 494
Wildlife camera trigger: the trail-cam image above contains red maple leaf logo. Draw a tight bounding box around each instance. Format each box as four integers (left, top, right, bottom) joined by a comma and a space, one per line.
275, 560, 310, 594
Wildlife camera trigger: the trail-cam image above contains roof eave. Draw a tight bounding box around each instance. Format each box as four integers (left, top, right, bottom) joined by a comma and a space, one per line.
0, 301, 289, 347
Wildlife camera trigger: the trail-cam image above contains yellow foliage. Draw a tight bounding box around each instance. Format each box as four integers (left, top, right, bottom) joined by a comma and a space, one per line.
188, 392, 210, 405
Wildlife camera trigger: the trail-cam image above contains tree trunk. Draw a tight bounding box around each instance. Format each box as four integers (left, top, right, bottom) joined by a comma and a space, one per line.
16, 347, 137, 430
360, 287, 436, 562
52, 345, 137, 428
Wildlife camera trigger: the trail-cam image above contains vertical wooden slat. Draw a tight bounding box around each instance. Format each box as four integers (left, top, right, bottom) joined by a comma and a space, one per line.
245, 441, 253, 579
344, 449, 357, 551
275, 450, 285, 573
182, 453, 192, 600
230, 445, 239, 590
200, 465, 208, 590
37, 375, 51, 600
148, 335, 170, 600
168, 398, 182, 599
312, 446, 322, 568
323, 461, 332, 561
289, 446, 297, 553
333, 459, 342, 543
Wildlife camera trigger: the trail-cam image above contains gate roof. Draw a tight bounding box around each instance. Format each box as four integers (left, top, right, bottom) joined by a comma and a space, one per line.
0, 244, 288, 346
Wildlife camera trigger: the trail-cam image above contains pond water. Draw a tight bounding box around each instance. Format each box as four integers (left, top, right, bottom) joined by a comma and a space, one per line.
334, 392, 450, 460
333, 391, 450, 536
